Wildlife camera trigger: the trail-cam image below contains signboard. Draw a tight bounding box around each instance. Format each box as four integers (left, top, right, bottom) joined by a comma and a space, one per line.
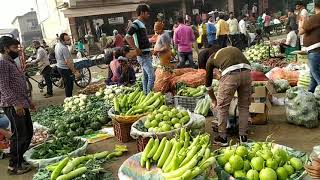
108, 17, 124, 25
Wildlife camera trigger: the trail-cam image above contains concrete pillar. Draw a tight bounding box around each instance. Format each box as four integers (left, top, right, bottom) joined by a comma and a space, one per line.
68, 17, 78, 42
228, 0, 235, 13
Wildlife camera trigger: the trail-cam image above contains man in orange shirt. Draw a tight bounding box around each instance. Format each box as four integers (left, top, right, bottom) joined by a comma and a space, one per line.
216, 14, 229, 48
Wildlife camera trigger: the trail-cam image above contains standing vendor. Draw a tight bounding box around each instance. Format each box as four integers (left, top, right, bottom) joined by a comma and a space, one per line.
206, 46, 252, 146
153, 21, 172, 66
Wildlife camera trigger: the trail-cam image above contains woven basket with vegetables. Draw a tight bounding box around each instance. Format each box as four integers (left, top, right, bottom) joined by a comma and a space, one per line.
109, 91, 165, 124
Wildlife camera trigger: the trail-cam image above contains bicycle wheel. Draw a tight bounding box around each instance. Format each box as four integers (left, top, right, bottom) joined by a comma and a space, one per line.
75, 67, 91, 88
26, 78, 33, 97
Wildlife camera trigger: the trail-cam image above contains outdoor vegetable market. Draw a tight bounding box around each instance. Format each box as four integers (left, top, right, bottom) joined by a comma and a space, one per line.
1, 1, 320, 180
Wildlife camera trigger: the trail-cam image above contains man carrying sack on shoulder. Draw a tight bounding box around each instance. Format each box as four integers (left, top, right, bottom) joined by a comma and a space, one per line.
206, 46, 252, 146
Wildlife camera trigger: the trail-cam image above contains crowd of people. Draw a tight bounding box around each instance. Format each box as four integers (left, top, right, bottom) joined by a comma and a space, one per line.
0, 0, 319, 177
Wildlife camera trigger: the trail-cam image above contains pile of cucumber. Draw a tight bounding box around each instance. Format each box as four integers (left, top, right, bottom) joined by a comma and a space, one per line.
113, 90, 165, 116
140, 128, 216, 179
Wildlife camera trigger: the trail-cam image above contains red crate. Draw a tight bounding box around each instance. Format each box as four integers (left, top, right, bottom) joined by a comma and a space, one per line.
112, 120, 133, 143
136, 137, 150, 152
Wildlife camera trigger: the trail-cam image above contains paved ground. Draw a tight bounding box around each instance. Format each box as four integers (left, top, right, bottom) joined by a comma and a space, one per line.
0, 64, 319, 180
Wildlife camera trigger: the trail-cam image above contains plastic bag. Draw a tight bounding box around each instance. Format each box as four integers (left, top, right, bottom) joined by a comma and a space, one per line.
266, 67, 285, 80
130, 112, 195, 139
285, 87, 319, 128
172, 69, 206, 88
23, 138, 88, 168
250, 70, 269, 81
154, 68, 173, 93
173, 68, 197, 76
190, 113, 206, 136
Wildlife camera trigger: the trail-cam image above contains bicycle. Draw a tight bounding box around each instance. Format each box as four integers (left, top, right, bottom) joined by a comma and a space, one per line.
25, 63, 92, 97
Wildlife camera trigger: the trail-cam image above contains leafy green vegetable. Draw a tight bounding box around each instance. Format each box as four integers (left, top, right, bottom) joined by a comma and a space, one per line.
31, 138, 85, 159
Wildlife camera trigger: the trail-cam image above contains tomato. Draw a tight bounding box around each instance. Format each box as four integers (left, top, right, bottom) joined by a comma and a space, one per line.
217, 155, 228, 167
283, 163, 295, 175
234, 170, 246, 178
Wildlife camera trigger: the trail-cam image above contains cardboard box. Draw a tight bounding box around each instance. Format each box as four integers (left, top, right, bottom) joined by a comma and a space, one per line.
249, 102, 269, 125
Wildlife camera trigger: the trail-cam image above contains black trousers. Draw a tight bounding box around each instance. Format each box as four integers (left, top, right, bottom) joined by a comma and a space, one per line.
41, 66, 53, 95
3, 107, 33, 168
57, 68, 74, 97
217, 35, 228, 48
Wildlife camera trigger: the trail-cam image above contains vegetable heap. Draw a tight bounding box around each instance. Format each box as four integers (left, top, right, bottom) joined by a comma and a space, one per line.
32, 105, 65, 128
31, 138, 85, 159
286, 87, 319, 128
144, 105, 190, 132
177, 86, 206, 97
194, 96, 211, 117
216, 137, 305, 180
33, 145, 128, 180
95, 85, 136, 103
63, 94, 90, 112
113, 90, 165, 116
31, 128, 49, 146
140, 128, 215, 179
273, 79, 290, 93
244, 44, 270, 62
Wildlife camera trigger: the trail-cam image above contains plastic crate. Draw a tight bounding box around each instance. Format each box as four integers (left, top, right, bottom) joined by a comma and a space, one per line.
136, 137, 150, 152
112, 120, 133, 143
174, 95, 205, 112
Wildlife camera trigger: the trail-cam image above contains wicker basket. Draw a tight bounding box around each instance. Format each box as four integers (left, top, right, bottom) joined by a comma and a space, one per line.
174, 95, 205, 112
112, 120, 133, 143
108, 108, 148, 124
136, 137, 150, 152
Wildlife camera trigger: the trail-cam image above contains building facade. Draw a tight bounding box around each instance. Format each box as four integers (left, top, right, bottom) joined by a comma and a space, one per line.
11, 11, 43, 45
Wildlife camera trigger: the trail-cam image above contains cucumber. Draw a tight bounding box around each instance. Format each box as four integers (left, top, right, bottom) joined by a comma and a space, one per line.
157, 141, 172, 168
141, 138, 154, 161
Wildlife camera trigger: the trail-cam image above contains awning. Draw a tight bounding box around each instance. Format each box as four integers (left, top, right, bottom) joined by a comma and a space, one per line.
62, 4, 139, 18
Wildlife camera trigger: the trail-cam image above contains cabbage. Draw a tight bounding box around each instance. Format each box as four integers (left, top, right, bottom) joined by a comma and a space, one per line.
273, 79, 290, 93
285, 87, 319, 128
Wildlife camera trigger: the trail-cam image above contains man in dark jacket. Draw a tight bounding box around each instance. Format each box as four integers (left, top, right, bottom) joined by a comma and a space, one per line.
287, 9, 298, 30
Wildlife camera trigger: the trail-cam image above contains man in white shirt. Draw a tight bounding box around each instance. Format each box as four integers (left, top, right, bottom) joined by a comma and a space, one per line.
238, 15, 248, 49
280, 26, 298, 53
296, 1, 309, 48
227, 12, 238, 46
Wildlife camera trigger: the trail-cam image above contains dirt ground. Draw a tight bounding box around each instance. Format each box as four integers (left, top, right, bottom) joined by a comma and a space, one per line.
0, 66, 318, 180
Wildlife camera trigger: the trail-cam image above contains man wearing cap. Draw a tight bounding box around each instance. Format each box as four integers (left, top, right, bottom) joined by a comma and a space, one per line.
206, 46, 252, 146
28, 40, 53, 98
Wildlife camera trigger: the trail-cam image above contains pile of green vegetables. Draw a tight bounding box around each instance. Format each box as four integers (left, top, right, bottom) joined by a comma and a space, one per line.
113, 90, 165, 116
33, 145, 128, 180
194, 96, 211, 117
33, 95, 111, 137
143, 105, 190, 132
31, 138, 85, 159
215, 137, 305, 180
177, 86, 206, 97
32, 105, 65, 128
140, 128, 215, 179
